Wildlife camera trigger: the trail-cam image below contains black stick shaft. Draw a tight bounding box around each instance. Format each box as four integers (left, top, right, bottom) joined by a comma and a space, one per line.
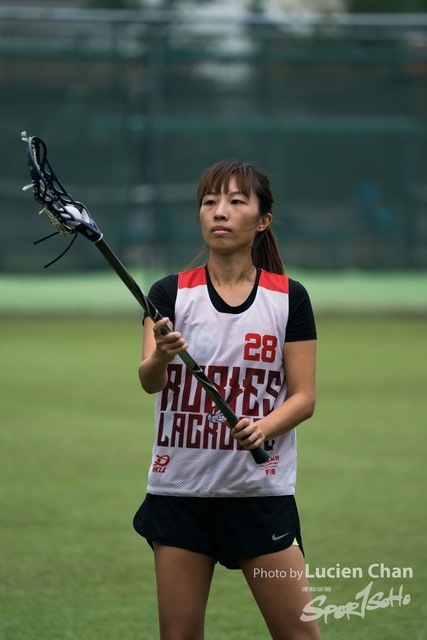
94, 238, 270, 465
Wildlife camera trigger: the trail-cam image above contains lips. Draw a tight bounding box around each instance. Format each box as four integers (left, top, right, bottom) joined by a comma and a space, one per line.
212, 226, 230, 235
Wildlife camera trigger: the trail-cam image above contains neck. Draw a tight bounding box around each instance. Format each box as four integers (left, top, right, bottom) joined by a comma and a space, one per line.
206, 253, 256, 287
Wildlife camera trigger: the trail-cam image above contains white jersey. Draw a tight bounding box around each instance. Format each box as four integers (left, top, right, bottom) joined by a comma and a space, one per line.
147, 266, 296, 497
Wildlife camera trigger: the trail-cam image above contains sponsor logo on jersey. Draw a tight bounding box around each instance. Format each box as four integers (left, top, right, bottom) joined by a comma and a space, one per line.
260, 454, 280, 476
152, 454, 171, 473
207, 385, 244, 425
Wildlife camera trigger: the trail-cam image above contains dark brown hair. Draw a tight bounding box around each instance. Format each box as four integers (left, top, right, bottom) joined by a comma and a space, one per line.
196, 160, 284, 275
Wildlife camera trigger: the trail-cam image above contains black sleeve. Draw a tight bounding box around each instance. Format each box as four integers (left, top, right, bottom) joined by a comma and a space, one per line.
142, 274, 178, 325
286, 279, 317, 342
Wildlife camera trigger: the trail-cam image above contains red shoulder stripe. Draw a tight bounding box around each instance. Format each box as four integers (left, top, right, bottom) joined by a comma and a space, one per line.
178, 266, 207, 289
259, 271, 289, 293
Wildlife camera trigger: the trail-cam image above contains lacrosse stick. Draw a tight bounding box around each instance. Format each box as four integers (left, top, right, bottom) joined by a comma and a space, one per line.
21, 132, 270, 465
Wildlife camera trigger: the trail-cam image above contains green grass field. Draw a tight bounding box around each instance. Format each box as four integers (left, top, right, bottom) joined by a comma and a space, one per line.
1, 315, 426, 640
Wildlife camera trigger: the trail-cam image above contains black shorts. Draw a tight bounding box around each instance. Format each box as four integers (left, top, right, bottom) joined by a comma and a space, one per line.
133, 493, 304, 570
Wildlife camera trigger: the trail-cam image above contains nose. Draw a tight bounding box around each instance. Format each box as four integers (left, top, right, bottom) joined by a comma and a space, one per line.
214, 197, 228, 219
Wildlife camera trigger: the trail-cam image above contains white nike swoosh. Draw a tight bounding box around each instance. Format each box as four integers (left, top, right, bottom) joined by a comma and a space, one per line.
272, 532, 290, 541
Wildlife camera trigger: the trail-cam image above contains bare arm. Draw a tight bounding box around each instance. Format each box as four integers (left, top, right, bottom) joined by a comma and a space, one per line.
138, 317, 188, 394
231, 339, 316, 450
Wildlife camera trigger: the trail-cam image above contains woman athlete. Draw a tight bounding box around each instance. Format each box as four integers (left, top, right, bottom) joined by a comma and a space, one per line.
134, 160, 322, 640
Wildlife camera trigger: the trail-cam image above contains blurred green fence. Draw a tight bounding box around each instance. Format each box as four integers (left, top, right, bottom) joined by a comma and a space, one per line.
1, 7, 427, 272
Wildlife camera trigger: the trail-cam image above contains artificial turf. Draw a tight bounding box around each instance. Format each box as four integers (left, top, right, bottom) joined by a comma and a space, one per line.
0, 316, 426, 639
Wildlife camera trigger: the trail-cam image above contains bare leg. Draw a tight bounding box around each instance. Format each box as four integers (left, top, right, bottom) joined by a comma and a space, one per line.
239, 545, 322, 640
153, 543, 216, 640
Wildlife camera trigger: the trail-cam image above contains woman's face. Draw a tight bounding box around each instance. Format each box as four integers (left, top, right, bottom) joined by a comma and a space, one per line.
199, 176, 271, 255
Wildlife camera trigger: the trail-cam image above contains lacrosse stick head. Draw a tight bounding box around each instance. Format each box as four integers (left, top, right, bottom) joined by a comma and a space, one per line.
22, 132, 103, 243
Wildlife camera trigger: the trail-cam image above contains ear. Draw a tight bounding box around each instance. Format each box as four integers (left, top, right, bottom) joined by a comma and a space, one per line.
257, 213, 272, 232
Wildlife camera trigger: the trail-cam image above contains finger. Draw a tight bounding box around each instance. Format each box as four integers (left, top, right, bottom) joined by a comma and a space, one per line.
238, 430, 257, 444
160, 338, 188, 358
168, 343, 188, 357
231, 418, 250, 435
239, 429, 265, 448
245, 436, 266, 450
153, 317, 170, 334
233, 423, 265, 446
156, 328, 184, 346
163, 335, 186, 350
164, 336, 187, 350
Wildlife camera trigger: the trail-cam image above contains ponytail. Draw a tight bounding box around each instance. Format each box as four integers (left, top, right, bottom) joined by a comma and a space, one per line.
252, 227, 285, 275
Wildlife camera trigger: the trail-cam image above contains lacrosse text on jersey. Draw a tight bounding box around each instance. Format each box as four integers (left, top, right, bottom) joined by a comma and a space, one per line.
147, 267, 297, 497
156, 362, 282, 451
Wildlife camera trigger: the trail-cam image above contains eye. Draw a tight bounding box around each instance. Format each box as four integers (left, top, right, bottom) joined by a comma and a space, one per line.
231, 198, 245, 205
